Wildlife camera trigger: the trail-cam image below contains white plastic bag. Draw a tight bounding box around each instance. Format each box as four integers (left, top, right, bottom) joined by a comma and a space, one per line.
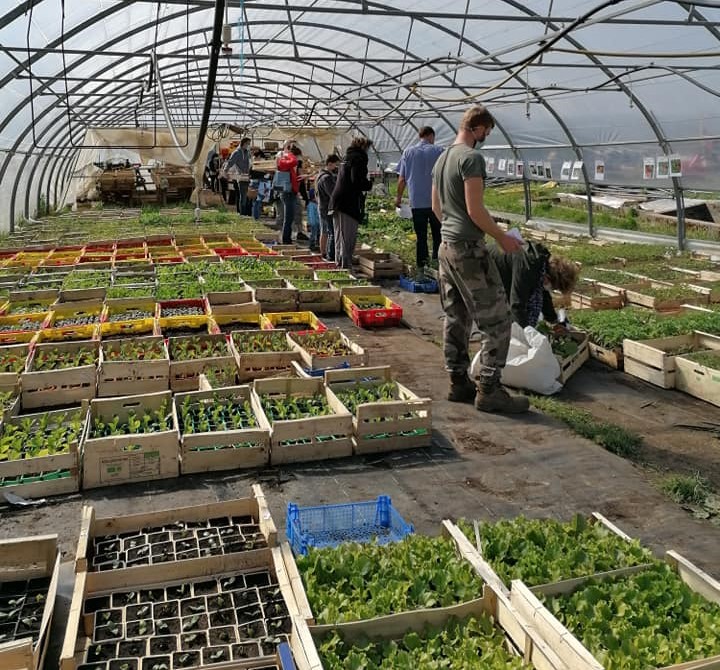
472, 323, 562, 395
395, 204, 412, 219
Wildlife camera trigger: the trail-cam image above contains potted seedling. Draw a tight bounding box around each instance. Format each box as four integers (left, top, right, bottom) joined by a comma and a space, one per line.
98, 336, 169, 397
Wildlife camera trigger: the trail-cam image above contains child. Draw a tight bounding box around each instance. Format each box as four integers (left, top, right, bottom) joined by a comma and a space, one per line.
306, 178, 321, 251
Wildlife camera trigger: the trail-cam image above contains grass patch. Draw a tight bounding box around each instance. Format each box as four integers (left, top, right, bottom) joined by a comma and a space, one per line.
530, 395, 642, 459
660, 473, 710, 505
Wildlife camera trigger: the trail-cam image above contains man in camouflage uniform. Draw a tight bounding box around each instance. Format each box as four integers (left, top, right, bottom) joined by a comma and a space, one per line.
431, 105, 529, 414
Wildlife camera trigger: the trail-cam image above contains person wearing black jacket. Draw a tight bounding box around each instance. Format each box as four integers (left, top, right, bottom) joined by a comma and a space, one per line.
316, 154, 340, 261
489, 240, 578, 328
330, 137, 373, 269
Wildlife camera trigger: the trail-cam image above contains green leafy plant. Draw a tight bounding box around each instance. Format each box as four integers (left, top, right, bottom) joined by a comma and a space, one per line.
0, 409, 84, 461
179, 394, 257, 434
259, 392, 331, 422
457, 515, 653, 587
318, 614, 525, 669
297, 534, 484, 624
660, 472, 710, 505
232, 330, 290, 353
169, 336, 227, 361
91, 401, 171, 437
102, 339, 165, 361
32, 346, 96, 370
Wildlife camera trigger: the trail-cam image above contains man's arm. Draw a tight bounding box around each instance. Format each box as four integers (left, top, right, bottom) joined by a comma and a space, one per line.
432, 184, 442, 223
395, 175, 406, 207
465, 177, 521, 253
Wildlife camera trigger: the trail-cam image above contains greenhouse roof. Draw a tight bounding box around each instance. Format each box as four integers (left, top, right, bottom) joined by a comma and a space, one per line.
1, 0, 719, 230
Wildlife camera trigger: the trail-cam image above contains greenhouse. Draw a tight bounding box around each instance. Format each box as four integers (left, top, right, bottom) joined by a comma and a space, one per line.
1, 2, 720, 669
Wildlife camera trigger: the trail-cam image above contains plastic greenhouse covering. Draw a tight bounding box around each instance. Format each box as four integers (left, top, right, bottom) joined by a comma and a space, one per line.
0, 0, 719, 234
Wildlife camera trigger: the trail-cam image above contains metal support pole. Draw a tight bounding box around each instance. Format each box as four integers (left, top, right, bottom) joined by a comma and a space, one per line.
523, 170, 532, 221
587, 186, 595, 238
674, 178, 686, 251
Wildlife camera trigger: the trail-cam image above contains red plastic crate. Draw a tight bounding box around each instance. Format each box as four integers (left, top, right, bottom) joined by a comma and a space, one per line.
216, 247, 249, 258
343, 295, 403, 328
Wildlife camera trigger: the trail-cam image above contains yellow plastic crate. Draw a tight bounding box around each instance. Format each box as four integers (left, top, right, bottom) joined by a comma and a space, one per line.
42, 303, 102, 341
259, 310, 327, 334
100, 299, 157, 337
0, 313, 45, 345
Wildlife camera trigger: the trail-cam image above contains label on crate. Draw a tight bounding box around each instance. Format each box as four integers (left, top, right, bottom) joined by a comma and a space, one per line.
99, 450, 160, 482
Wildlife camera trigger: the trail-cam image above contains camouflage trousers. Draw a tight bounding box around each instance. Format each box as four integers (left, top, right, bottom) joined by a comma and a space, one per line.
438, 239, 511, 383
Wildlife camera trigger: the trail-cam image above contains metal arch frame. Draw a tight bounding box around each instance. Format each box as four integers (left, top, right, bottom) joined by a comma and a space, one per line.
1, 1, 718, 234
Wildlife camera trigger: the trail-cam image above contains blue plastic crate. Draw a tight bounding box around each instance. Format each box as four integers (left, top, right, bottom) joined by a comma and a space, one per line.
302, 360, 351, 377
286, 495, 414, 556
399, 274, 438, 293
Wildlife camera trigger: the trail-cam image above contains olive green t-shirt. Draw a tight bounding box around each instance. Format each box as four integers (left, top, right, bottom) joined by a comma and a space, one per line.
431, 144, 487, 242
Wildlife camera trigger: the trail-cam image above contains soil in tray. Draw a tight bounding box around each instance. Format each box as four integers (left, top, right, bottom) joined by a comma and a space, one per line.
96, 538, 122, 554
86, 642, 117, 662
206, 593, 232, 612
173, 650, 201, 668
193, 579, 218, 596
180, 631, 208, 650
153, 601, 178, 620
232, 589, 259, 609
127, 603, 153, 621
180, 597, 206, 617
138, 588, 165, 603
166, 584, 191, 600
266, 616, 292, 635
149, 636, 177, 655
245, 572, 271, 588
263, 600, 289, 619
233, 642, 261, 660
153, 617, 180, 636
176, 549, 199, 561
202, 646, 231, 665
181, 613, 208, 633
125, 619, 154, 638
117, 639, 146, 657
238, 619, 266, 640
141, 656, 171, 670
109, 660, 139, 670
209, 626, 237, 645
236, 604, 263, 624
209, 608, 236, 627
175, 538, 198, 553
260, 635, 288, 656
86, 595, 112, 613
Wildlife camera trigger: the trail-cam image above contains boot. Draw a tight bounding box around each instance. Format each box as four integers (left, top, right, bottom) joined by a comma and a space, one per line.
448, 373, 477, 404
475, 380, 529, 414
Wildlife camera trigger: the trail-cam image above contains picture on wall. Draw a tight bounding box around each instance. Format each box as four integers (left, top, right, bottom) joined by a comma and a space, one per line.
669, 155, 682, 177
529, 161, 537, 176
497, 158, 507, 172
643, 157, 655, 180
544, 162, 553, 179
594, 160, 605, 181
486, 156, 495, 174
506, 159, 515, 176
560, 161, 572, 180
516, 161, 524, 178
570, 161, 583, 181
656, 156, 670, 179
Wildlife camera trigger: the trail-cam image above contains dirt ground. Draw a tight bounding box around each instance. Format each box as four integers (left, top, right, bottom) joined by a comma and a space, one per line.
2, 274, 720, 667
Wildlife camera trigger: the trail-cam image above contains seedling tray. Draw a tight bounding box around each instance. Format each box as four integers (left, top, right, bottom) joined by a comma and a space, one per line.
288, 329, 367, 372
82, 391, 179, 490
286, 495, 413, 556
251, 377, 352, 466
167, 334, 236, 393
675, 349, 720, 407
555, 331, 589, 385
174, 387, 270, 474
42, 301, 103, 341
231, 329, 301, 383
207, 310, 262, 334
21, 339, 99, 409
0, 314, 45, 345
75, 485, 276, 579
157, 299, 209, 330
0, 406, 85, 499
260, 312, 327, 336
61, 546, 306, 670
570, 282, 623, 310
325, 366, 432, 455
98, 335, 170, 397
356, 251, 402, 278
0, 535, 60, 670
342, 295, 402, 328
0, 342, 31, 387
100, 299, 158, 337
290, 281, 341, 314
509, 551, 720, 670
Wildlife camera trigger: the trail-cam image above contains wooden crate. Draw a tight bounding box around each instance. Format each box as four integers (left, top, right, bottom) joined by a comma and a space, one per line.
587, 339, 624, 370
260, 311, 327, 335
167, 333, 236, 393
98, 335, 170, 397
356, 251, 403, 278
0, 535, 60, 670
251, 377, 353, 465
624, 282, 709, 312
557, 331, 590, 384
74, 484, 276, 576
325, 366, 432, 455
0, 407, 84, 499
251, 279, 298, 313
291, 280, 342, 314
675, 350, 720, 407
623, 331, 720, 389
21, 340, 99, 409
0, 343, 31, 388
81, 391, 179, 489
61, 544, 303, 670
509, 551, 720, 670
231, 329, 302, 383
204, 284, 255, 307
288, 329, 367, 373
174, 386, 270, 474
570, 284, 623, 310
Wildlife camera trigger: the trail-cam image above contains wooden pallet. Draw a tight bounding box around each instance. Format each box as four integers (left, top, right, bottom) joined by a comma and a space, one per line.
173, 386, 271, 474
251, 377, 353, 465
325, 366, 432, 455
21, 339, 99, 409
623, 331, 720, 389
0, 535, 60, 670
509, 550, 720, 670
98, 335, 170, 397
81, 391, 179, 489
